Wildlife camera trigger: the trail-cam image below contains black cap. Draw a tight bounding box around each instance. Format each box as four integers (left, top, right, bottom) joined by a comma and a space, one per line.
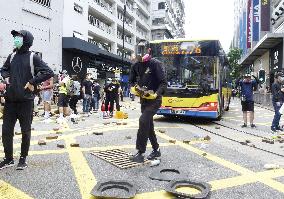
11, 30, 24, 37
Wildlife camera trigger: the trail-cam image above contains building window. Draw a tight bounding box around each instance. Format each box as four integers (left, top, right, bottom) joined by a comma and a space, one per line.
158, 2, 165, 10
30, 0, 51, 8
74, 3, 83, 14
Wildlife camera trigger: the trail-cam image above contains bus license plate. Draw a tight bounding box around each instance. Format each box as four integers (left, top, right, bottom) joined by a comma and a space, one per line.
172, 110, 185, 114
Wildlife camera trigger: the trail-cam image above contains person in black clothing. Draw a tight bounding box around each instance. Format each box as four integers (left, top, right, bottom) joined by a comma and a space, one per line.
129, 40, 167, 163
104, 78, 120, 117
271, 72, 284, 132
91, 80, 101, 112
82, 73, 93, 116
0, 30, 54, 170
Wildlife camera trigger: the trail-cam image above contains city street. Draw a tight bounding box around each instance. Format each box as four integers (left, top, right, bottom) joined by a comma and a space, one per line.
0, 98, 284, 199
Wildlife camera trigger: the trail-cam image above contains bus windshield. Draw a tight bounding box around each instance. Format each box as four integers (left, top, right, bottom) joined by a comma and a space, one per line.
151, 40, 221, 91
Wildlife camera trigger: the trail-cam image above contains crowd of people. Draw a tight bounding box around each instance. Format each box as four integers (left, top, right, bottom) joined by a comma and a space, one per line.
0, 30, 166, 170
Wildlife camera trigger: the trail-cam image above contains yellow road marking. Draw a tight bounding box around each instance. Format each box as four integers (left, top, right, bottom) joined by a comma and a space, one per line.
0, 180, 33, 199
156, 132, 284, 194
65, 138, 97, 199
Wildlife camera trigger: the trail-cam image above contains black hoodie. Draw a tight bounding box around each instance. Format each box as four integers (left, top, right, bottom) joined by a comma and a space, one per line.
129, 58, 167, 97
1, 30, 54, 102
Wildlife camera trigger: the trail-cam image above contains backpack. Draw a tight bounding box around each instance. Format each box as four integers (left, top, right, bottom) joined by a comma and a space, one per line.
10, 52, 35, 77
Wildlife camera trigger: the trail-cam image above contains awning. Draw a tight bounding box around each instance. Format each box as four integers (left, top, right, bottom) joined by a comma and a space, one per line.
62, 37, 133, 66
239, 33, 284, 66
62, 37, 100, 56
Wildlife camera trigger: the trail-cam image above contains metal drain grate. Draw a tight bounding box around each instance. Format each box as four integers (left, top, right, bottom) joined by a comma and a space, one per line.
91, 149, 148, 169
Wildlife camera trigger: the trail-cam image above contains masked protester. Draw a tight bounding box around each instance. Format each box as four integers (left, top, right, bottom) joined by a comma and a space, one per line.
129, 40, 167, 163
104, 78, 120, 117
236, 73, 259, 128
0, 30, 54, 170
271, 72, 284, 132
82, 73, 93, 116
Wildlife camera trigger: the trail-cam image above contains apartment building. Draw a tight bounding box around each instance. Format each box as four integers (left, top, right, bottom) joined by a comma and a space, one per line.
62, 0, 151, 79
151, 0, 185, 40
232, 0, 284, 104
0, 0, 64, 73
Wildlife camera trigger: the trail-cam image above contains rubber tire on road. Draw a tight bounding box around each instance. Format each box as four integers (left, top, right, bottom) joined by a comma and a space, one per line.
165, 179, 211, 199
90, 180, 137, 199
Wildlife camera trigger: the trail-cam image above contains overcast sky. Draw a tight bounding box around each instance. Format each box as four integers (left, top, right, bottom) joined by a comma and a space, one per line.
184, 0, 235, 52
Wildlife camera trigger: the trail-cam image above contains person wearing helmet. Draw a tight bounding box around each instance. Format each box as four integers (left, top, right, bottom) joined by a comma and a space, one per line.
236, 73, 259, 128
128, 39, 167, 163
271, 72, 284, 132
0, 30, 54, 170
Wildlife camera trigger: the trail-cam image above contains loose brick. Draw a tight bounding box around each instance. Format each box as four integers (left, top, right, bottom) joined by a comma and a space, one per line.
158, 129, 166, 133
203, 135, 211, 141
70, 143, 80, 147
169, 140, 176, 144
46, 135, 58, 140
93, 132, 103, 135
38, 140, 46, 145
183, 140, 191, 144
57, 144, 65, 148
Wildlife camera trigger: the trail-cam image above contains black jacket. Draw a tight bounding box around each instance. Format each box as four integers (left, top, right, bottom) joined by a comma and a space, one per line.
129, 58, 167, 97
271, 82, 284, 103
1, 30, 54, 102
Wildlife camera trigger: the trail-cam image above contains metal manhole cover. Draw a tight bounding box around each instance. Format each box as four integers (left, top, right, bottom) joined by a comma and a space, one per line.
91, 149, 149, 169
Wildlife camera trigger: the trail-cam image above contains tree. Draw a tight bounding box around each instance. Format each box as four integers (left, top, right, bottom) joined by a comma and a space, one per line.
227, 48, 242, 82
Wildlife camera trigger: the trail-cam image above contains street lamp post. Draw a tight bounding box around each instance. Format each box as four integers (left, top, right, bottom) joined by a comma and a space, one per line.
122, 3, 126, 65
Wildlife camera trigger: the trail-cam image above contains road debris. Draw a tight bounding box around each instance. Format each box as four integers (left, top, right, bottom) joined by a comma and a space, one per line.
70, 143, 80, 147
158, 129, 166, 134
183, 140, 190, 144
169, 140, 176, 144
38, 140, 46, 145
57, 144, 65, 148
93, 132, 103, 135
46, 135, 58, 140
150, 159, 161, 167
203, 135, 211, 141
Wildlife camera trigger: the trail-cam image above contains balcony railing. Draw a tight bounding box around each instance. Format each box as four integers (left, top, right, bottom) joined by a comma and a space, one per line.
93, 0, 113, 13
88, 15, 112, 35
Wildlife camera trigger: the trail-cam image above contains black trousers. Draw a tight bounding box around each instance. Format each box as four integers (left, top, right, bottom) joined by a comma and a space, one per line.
136, 99, 161, 153
69, 95, 80, 114
2, 101, 33, 160
105, 95, 120, 112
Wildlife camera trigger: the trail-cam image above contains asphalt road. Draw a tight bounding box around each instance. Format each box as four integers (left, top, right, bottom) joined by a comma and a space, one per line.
0, 98, 284, 199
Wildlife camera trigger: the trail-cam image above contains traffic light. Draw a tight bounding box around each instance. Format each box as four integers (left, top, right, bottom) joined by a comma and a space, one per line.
258, 69, 265, 83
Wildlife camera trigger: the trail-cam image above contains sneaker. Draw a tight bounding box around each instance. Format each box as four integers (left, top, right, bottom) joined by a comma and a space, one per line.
16, 157, 27, 170
129, 152, 144, 163
0, 158, 15, 170
241, 124, 247, 128
271, 127, 277, 133
250, 124, 256, 128
276, 127, 284, 131
147, 149, 161, 160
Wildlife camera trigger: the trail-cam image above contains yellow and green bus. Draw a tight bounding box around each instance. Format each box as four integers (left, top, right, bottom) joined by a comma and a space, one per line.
150, 39, 232, 119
